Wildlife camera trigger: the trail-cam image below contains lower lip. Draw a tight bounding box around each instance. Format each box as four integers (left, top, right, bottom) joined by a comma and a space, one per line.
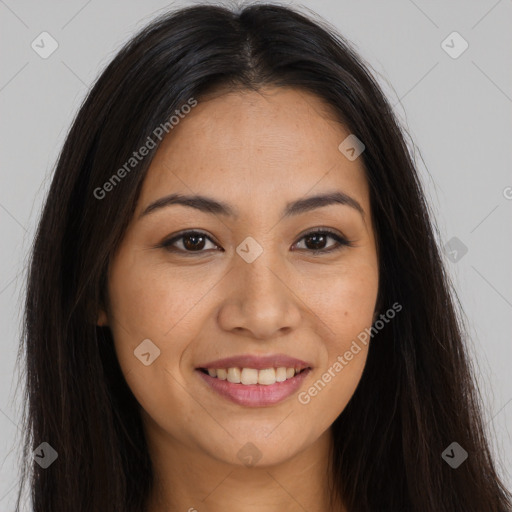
196, 368, 312, 407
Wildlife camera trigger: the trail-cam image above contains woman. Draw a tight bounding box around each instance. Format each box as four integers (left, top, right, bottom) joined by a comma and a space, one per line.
17, 3, 512, 511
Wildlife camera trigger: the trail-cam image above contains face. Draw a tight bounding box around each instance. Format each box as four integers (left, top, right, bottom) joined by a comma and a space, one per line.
99, 87, 379, 468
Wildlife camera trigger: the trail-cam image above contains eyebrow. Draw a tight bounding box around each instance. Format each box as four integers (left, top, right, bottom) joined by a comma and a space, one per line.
139, 191, 365, 220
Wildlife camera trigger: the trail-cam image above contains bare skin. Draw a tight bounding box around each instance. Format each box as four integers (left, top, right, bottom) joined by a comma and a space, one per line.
98, 87, 379, 512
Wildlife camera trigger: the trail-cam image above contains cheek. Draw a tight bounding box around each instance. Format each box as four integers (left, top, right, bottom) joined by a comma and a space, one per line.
302, 257, 379, 344
295, 261, 377, 421
107, 254, 215, 357
105, 258, 205, 431
105, 252, 229, 414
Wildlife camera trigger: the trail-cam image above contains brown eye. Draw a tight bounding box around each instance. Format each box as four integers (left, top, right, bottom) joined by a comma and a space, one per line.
293, 229, 352, 254
303, 232, 331, 250
161, 231, 219, 253
181, 233, 207, 251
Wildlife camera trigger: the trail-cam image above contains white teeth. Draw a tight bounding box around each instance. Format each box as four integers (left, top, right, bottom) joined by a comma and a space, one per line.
258, 368, 276, 385
275, 367, 287, 382
227, 367, 241, 383
205, 366, 305, 385
241, 368, 258, 385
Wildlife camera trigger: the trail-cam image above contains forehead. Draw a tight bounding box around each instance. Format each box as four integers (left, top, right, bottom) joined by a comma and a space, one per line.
136, 87, 369, 216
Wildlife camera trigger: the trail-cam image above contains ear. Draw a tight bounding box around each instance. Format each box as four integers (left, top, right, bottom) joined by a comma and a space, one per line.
97, 308, 109, 327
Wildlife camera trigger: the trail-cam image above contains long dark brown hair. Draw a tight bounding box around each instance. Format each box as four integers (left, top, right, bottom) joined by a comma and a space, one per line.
16, 3, 511, 511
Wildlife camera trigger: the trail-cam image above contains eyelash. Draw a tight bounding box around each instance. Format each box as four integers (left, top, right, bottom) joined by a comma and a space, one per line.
159, 228, 353, 256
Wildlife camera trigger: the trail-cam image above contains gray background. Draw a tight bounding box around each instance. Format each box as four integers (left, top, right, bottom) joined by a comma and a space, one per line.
1, 0, 511, 508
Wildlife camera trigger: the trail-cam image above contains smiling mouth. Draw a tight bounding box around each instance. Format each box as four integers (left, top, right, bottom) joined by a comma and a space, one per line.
198, 367, 310, 386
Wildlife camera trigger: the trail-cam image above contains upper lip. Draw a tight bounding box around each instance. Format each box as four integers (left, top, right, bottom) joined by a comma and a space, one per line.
197, 353, 312, 371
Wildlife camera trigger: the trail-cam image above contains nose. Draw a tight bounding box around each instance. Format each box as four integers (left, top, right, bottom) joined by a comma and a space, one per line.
217, 250, 302, 340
